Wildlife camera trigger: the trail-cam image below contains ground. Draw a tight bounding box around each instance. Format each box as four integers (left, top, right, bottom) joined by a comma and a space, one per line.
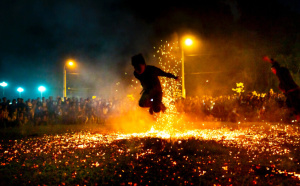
0, 122, 300, 185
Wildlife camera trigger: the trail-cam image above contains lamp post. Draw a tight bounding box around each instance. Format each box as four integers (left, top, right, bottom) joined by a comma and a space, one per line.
181, 47, 186, 98
181, 38, 193, 98
17, 87, 24, 98
38, 86, 46, 98
63, 60, 75, 98
0, 82, 8, 97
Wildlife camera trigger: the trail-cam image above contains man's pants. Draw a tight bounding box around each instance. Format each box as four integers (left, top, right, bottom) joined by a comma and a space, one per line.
139, 90, 163, 113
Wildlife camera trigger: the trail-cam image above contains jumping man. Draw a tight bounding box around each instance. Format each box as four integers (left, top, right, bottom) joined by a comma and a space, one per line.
131, 54, 178, 114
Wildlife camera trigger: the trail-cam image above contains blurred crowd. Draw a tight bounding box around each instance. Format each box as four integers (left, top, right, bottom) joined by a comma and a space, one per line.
0, 96, 129, 127
176, 90, 292, 123
0, 90, 297, 128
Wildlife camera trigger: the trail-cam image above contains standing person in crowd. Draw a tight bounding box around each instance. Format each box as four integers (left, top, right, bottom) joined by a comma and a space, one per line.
17, 98, 26, 112
36, 97, 42, 108
1, 97, 9, 108
26, 99, 33, 121
131, 53, 178, 114
263, 56, 300, 121
9, 99, 17, 118
47, 96, 56, 123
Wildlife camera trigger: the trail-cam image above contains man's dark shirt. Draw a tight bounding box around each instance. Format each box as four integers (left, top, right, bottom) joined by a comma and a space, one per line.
134, 65, 176, 92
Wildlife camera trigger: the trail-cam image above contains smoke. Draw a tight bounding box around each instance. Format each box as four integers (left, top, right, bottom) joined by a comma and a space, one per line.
105, 107, 155, 134
1, 0, 299, 100
0, 0, 155, 100
181, 28, 281, 97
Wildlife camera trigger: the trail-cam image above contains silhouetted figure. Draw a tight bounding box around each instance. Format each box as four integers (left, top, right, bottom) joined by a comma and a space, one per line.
263, 56, 300, 120
1, 97, 9, 108
132, 53, 178, 114
8, 99, 17, 118
17, 98, 27, 112
47, 96, 56, 122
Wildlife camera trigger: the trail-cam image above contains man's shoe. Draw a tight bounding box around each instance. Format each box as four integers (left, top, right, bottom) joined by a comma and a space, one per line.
161, 104, 167, 113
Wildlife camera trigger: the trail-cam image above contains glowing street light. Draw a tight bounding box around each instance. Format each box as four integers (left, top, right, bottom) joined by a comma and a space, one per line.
17, 87, 24, 98
63, 59, 75, 98
0, 81, 8, 97
185, 38, 193, 46
38, 86, 46, 98
68, 60, 74, 66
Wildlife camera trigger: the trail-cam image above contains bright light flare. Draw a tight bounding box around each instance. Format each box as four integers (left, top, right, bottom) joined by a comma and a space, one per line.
0, 81, 8, 87
65, 59, 75, 68
17, 87, 24, 93
38, 86, 46, 92
67, 60, 74, 66
185, 38, 193, 46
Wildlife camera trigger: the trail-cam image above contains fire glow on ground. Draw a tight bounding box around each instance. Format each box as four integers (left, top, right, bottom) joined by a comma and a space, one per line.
0, 122, 300, 185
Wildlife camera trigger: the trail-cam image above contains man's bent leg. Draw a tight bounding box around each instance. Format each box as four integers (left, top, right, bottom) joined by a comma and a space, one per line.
152, 91, 163, 113
139, 91, 152, 108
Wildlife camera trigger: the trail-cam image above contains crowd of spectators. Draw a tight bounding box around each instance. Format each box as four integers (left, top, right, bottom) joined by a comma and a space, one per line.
176, 90, 292, 123
0, 96, 125, 127
0, 90, 296, 128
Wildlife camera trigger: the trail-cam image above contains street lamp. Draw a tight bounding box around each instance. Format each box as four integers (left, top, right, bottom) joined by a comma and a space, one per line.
63, 60, 75, 98
0, 82, 8, 97
38, 86, 46, 98
185, 38, 193, 46
17, 87, 24, 98
181, 38, 194, 98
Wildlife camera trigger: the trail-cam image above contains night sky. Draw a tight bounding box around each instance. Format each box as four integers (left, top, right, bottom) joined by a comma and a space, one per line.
0, 0, 299, 99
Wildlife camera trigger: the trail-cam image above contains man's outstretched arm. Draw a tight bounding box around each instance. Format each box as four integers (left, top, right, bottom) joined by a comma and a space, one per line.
154, 66, 178, 79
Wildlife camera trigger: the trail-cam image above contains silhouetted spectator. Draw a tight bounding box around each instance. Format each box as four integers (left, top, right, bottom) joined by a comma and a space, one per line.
1, 97, 9, 108
8, 99, 17, 119
263, 56, 300, 120
47, 96, 56, 122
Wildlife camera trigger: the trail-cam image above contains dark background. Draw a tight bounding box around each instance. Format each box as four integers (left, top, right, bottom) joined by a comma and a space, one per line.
0, 0, 299, 99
